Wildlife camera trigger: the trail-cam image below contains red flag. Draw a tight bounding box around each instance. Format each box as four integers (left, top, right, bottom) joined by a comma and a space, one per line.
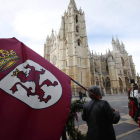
0, 38, 71, 140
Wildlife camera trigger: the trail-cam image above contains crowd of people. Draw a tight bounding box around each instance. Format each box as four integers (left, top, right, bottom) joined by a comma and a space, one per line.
127, 83, 140, 126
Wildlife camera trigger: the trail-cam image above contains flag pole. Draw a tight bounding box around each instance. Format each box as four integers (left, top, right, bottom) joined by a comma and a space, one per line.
70, 77, 99, 100
70, 77, 115, 111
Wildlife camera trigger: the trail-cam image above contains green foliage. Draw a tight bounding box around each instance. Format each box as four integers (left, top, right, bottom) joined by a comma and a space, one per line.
66, 99, 87, 140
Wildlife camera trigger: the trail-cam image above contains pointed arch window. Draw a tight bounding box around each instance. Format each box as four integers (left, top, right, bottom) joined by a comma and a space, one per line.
106, 64, 109, 72
95, 67, 97, 73
121, 57, 125, 66
78, 39, 80, 46
76, 26, 79, 33
76, 15, 78, 23
106, 60, 109, 72
123, 69, 127, 75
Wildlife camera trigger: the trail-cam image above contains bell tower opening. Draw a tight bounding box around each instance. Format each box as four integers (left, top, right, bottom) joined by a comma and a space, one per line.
76, 15, 78, 23
76, 26, 79, 33
78, 39, 80, 46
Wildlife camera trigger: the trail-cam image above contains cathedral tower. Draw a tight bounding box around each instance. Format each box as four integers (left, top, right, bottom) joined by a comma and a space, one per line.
44, 0, 91, 90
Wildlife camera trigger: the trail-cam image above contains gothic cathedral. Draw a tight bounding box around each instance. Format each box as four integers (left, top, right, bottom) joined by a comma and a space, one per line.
44, 0, 137, 94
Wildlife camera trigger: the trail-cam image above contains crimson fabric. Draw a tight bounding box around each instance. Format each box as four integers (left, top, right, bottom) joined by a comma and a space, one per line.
129, 100, 137, 118
0, 38, 71, 140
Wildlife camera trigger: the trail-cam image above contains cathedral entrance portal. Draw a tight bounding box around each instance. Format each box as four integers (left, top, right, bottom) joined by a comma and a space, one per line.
105, 77, 111, 94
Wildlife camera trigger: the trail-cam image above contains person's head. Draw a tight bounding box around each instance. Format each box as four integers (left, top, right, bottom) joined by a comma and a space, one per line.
88, 85, 102, 99
133, 84, 138, 90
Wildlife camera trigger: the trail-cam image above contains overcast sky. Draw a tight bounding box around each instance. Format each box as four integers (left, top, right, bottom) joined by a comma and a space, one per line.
0, 0, 140, 74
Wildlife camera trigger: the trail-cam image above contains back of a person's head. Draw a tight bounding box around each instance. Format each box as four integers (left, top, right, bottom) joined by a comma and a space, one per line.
88, 85, 101, 98
133, 84, 138, 89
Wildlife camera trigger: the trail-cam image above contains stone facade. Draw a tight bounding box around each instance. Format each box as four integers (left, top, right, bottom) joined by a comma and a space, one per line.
44, 0, 137, 94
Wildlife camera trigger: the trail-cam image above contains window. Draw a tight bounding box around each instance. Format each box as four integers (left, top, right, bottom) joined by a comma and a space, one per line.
76, 26, 79, 33
106, 64, 109, 72
123, 70, 127, 75
106, 60, 109, 72
95, 67, 97, 73
78, 39, 80, 46
121, 57, 125, 66
76, 15, 78, 23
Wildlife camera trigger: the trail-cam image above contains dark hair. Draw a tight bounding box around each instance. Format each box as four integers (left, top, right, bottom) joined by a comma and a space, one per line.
133, 84, 138, 88
133, 84, 138, 91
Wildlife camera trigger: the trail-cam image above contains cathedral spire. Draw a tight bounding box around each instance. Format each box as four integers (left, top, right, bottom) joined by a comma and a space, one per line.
58, 16, 65, 39
69, 0, 78, 10
111, 35, 115, 45
121, 41, 124, 47
60, 16, 64, 29
112, 35, 115, 42
50, 29, 55, 40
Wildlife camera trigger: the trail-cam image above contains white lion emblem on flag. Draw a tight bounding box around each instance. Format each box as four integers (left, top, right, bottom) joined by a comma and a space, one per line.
0, 60, 62, 109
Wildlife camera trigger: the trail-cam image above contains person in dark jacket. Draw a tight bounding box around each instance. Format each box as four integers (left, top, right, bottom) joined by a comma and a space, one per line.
82, 85, 120, 140
79, 90, 83, 101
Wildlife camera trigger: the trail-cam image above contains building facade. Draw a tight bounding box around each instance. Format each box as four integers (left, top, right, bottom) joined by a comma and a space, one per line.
44, 0, 137, 94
